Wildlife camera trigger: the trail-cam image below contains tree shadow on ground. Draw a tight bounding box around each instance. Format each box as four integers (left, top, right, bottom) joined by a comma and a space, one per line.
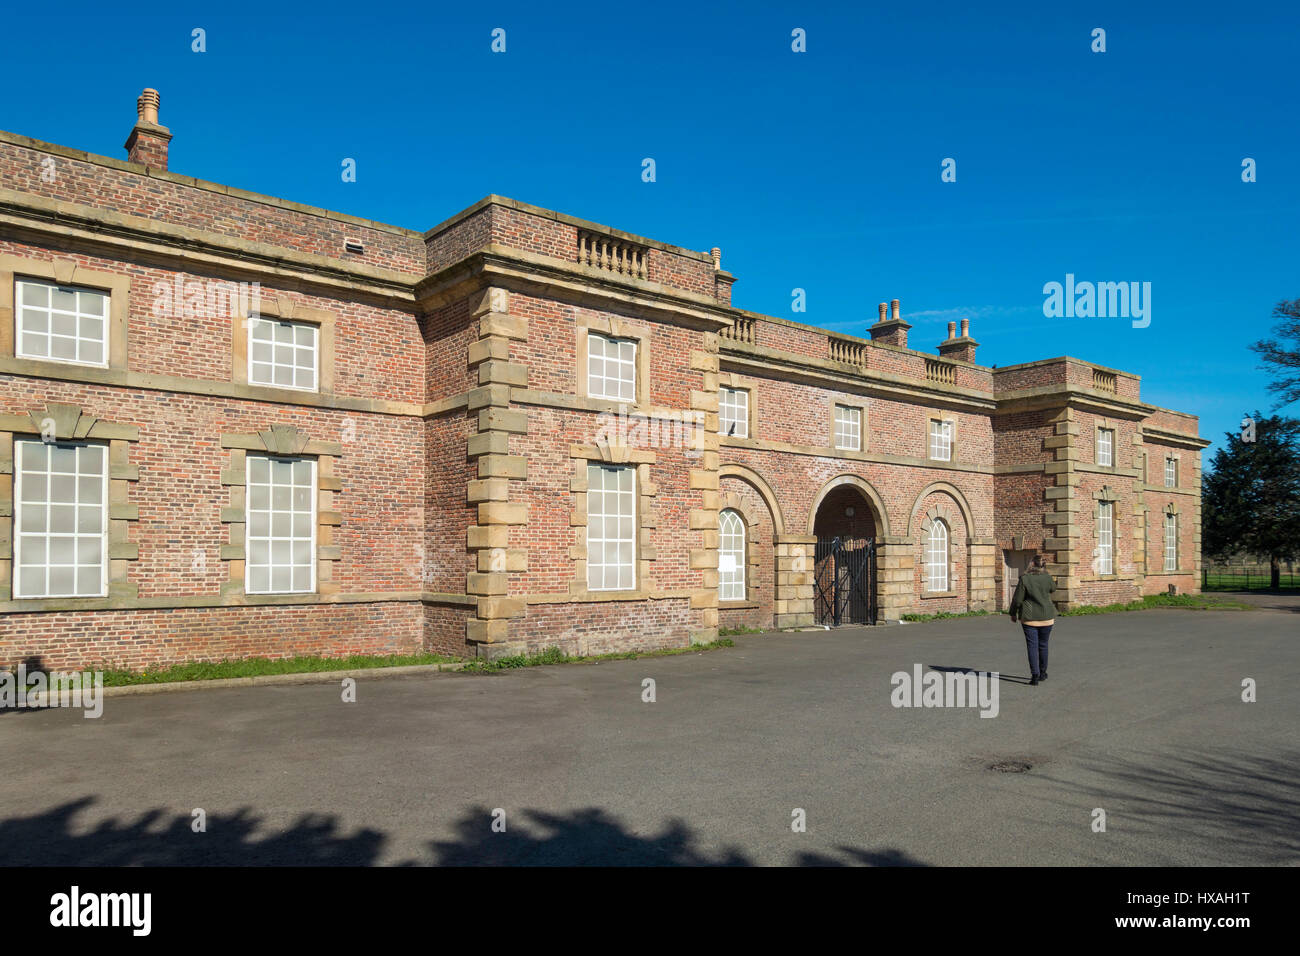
0, 798, 928, 866
0, 797, 384, 866
1037, 747, 1300, 861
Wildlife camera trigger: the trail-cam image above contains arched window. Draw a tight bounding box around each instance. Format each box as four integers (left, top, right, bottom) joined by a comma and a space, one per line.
925, 520, 949, 591
719, 508, 746, 601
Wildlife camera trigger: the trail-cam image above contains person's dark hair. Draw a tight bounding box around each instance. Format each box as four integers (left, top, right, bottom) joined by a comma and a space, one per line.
1030, 554, 1049, 572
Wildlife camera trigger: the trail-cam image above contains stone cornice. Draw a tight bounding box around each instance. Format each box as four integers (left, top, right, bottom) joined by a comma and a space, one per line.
994, 385, 1155, 419
414, 244, 736, 331
1140, 425, 1212, 449
720, 343, 996, 412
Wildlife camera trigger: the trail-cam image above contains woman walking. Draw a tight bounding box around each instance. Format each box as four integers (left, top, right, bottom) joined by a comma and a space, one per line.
1010, 555, 1057, 686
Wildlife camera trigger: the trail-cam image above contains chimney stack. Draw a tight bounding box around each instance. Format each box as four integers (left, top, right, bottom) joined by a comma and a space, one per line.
125, 88, 172, 171
938, 316, 979, 364
711, 247, 721, 270
869, 297, 911, 348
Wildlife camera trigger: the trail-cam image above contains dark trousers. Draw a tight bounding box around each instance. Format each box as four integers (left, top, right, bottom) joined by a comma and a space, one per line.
1022, 624, 1052, 677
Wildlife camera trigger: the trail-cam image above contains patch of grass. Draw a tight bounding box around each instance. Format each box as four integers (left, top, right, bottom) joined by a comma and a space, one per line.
902, 609, 992, 623
97, 652, 463, 687
1060, 593, 1252, 615
902, 593, 1251, 624
460, 639, 736, 673
719, 626, 764, 636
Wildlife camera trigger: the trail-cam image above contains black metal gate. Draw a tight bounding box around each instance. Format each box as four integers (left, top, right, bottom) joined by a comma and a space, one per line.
814, 536, 878, 626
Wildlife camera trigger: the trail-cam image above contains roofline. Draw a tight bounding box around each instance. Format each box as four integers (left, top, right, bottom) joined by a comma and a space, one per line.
0, 128, 422, 238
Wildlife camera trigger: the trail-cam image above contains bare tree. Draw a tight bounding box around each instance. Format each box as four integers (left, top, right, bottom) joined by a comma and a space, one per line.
1252, 299, 1300, 408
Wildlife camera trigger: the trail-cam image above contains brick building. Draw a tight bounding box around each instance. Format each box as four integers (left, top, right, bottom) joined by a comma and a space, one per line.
0, 91, 1209, 670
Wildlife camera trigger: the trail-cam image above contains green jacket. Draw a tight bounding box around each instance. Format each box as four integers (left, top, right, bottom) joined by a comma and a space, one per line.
1010, 570, 1057, 622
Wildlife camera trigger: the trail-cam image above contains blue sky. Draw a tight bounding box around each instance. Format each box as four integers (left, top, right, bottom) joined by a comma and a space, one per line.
5, 0, 1297, 457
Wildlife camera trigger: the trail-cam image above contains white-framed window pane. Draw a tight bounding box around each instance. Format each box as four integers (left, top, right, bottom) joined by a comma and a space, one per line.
926, 521, 949, 592
1165, 458, 1176, 487
587, 333, 636, 402
1164, 515, 1178, 571
719, 388, 748, 438
13, 439, 108, 598
929, 420, 953, 461
718, 508, 746, 601
586, 464, 635, 591
1098, 502, 1114, 574
834, 405, 861, 451
1098, 429, 1114, 467
248, 318, 318, 391
14, 278, 109, 367
245, 453, 316, 594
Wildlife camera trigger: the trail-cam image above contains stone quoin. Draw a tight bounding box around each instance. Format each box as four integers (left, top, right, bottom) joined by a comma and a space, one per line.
0, 90, 1209, 669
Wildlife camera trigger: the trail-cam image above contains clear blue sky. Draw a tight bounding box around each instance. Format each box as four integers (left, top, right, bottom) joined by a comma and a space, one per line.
5, 0, 1297, 457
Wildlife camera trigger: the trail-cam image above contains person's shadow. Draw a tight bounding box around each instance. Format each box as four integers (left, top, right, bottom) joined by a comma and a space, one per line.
927, 663, 1035, 685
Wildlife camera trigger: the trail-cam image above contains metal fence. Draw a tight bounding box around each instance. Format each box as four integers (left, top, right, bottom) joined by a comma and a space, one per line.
1202, 568, 1300, 591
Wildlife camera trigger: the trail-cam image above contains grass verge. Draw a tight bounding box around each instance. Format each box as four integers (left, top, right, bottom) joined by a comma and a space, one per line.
904, 593, 1251, 623
98, 652, 463, 687
902, 609, 992, 623
1059, 593, 1252, 615
459, 639, 736, 673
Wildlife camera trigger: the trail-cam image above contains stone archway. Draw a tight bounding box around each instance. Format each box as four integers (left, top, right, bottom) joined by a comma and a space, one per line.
809, 476, 886, 626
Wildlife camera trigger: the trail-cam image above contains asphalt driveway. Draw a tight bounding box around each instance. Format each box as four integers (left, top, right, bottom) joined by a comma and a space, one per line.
1, 606, 1295, 866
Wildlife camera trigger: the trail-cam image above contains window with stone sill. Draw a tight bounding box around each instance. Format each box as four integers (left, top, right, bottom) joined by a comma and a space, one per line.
929, 419, 954, 462
586, 462, 636, 591
720, 387, 749, 439
925, 519, 949, 592
719, 508, 746, 601
1164, 513, 1178, 572
245, 453, 317, 594
13, 439, 108, 599
834, 404, 861, 451
248, 316, 319, 392
587, 332, 637, 403
15, 278, 110, 368
1097, 428, 1114, 467
1097, 501, 1114, 575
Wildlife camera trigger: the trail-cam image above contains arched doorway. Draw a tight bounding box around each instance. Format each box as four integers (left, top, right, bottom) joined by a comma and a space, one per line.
811, 483, 880, 625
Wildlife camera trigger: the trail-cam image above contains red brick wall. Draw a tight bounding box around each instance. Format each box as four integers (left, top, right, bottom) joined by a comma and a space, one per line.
517, 599, 694, 655
1, 602, 421, 672
0, 140, 423, 273
0, 240, 425, 404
